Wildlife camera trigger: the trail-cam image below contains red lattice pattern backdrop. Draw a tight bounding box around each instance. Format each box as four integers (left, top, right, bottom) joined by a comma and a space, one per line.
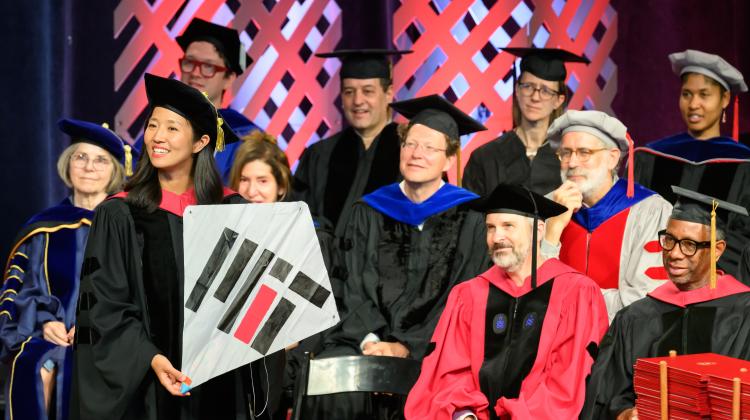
113, 0, 343, 169
392, 0, 618, 183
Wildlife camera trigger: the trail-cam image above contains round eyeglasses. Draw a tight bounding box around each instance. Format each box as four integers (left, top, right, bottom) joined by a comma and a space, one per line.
401, 141, 447, 156
516, 82, 560, 100
657, 230, 711, 256
556, 148, 608, 163
71, 153, 112, 171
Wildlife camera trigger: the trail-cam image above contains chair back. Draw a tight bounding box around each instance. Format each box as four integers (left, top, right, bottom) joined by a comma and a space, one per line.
290, 353, 422, 420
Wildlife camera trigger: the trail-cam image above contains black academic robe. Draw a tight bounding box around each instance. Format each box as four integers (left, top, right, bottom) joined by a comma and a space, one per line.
290, 123, 402, 237
302, 186, 490, 420
463, 131, 561, 196
633, 133, 750, 278
70, 193, 266, 420
581, 276, 750, 420
324, 198, 490, 360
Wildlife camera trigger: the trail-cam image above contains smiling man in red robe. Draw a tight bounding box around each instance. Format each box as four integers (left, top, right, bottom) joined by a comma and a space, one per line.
405, 184, 608, 420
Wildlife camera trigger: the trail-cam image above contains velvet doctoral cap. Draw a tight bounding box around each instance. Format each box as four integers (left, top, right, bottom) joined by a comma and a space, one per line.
144, 73, 239, 151
670, 49, 747, 93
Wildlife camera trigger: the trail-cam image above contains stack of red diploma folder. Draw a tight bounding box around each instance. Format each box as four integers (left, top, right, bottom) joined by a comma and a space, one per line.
634, 353, 750, 419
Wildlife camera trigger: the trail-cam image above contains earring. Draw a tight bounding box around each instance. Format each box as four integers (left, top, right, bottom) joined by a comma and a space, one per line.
722, 109, 727, 123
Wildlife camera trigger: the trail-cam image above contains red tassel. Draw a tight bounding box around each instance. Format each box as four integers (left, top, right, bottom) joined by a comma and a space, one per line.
626, 132, 635, 198
733, 96, 739, 142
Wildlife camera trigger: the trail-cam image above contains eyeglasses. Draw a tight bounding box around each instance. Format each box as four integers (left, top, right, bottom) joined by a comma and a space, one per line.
556, 148, 608, 163
71, 153, 112, 171
657, 230, 711, 256
179, 57, 228, 78
516, 82, 560, 100
401, 141, 447, 156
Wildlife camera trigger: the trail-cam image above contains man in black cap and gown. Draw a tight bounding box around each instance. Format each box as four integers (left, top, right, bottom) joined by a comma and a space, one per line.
462, 48, 588, 196
305, 95, 491, 419
405, 184, 608, 420
291, 49, 410, 239
581, 186, 750, 420
134, 18, 261, 184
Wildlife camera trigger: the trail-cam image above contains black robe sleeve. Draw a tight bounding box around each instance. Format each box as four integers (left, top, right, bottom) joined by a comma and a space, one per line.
580, 308, 640, 420
73, 200, 161, 418
322, 203, 389, 354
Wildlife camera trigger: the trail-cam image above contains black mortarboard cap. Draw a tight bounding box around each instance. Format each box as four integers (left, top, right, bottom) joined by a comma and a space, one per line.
471, 183, 567, 219
389, 94, 487, 139
315, 49, 412, 80
176, 18, 249, 75
670, 185, 748, 289
144, 73, 239, 151
501, 47, 589, 82
671, 185, 749, 231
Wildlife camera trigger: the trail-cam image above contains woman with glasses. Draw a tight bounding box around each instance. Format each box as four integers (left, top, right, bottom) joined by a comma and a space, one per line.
0, 119, 130, 420
463, 48, 588, 196
71, 74, 252, 420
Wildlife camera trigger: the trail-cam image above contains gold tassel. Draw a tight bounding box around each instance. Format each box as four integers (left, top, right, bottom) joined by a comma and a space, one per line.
216, 117, 225, 152
124, 144, 133, 176
710, 199, 718, 289
102, 122, 110, 129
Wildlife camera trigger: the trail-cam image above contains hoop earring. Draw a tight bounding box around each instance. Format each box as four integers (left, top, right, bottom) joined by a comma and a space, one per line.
722, 109, 727, 123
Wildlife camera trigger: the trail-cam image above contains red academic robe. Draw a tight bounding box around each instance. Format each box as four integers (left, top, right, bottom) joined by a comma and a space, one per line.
404, 259, 608, 420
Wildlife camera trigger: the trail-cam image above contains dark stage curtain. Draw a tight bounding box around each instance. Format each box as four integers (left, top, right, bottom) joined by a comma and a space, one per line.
611, 0, 750, 146
0, 0, 117, 258
0, 1, 71, 258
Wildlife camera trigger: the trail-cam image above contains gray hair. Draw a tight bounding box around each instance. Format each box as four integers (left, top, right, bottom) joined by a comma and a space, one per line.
56, 143, 125, 195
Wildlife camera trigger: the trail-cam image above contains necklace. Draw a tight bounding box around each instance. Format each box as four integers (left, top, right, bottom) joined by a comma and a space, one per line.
515, 128, 539, 159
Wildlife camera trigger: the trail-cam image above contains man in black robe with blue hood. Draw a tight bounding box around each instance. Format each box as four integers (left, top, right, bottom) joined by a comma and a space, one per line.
303, 94, 491, 419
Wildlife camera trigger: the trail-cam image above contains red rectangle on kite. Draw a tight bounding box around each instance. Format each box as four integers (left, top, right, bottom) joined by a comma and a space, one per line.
234, 284, 277, 344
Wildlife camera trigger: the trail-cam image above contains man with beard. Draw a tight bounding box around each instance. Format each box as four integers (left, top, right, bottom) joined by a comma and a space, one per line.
291, 49, 411, 239
542, 110, 673, 320
581, 187, 750, 420
405, 183, 608, 420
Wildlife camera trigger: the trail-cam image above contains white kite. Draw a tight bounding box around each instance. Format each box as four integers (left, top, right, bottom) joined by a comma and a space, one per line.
180, 202, 338, 391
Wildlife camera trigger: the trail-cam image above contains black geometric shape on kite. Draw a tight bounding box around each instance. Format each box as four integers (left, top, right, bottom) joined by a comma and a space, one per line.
250, 297, 295, 355
186, 228, 239, 312
289, 271, 330, 308
269, 258, 293, 282
214, 238, 259, 303
217, 248, 276, 333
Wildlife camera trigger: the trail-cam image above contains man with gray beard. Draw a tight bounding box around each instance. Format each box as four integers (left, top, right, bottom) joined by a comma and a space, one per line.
405, 184, 608, 419
541, 110, 673, 321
